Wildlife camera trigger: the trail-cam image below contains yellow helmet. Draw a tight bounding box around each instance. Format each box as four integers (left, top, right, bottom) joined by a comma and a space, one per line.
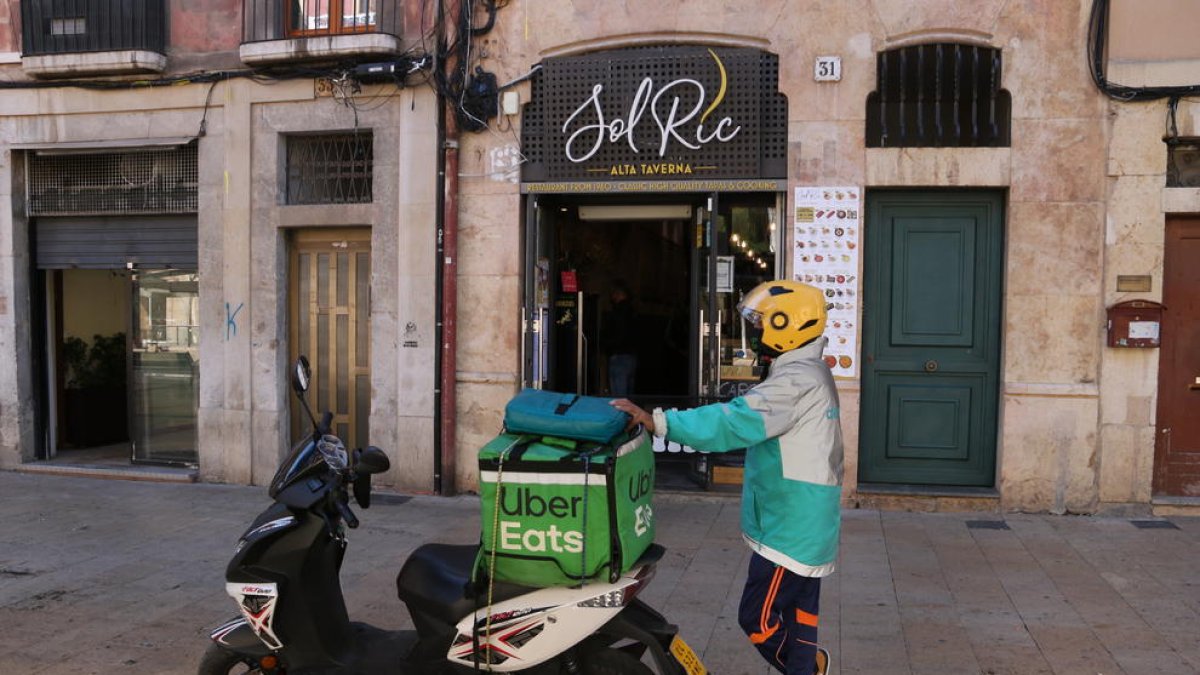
737, 280, 828, 354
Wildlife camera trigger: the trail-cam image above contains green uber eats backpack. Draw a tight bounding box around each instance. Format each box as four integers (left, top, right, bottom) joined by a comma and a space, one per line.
476, 390, 656, 587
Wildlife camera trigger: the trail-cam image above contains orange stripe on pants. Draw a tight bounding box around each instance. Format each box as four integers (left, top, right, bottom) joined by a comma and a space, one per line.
796, 608, 819, 627
749, 566, 786, 644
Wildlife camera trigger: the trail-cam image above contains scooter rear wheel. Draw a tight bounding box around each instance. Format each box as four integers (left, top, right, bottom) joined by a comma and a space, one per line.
580, 648, 654, 675
197, 644, 265, 675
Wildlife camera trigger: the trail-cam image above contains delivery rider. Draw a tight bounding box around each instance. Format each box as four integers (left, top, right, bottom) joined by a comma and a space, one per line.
612, 280, 841, 675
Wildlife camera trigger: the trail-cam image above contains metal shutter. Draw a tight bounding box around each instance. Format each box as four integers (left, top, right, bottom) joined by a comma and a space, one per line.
34, 216, 198, 269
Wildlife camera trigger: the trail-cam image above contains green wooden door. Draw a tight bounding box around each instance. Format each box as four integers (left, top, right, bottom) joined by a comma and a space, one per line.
860, 191, 1003, 486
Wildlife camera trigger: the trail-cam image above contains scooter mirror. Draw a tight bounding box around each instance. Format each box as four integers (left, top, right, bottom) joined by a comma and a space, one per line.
356, 446, 391, 475
352, 447, 388, 509
293, 356, 312, 394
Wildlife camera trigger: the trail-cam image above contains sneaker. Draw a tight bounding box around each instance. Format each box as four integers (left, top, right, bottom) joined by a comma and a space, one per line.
814, 647, 831, 675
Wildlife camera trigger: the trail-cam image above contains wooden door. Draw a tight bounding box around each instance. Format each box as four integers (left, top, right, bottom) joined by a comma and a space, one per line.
289, 228, 371, 449
860, 191, 1003, 486
1154, 217, 1200, 496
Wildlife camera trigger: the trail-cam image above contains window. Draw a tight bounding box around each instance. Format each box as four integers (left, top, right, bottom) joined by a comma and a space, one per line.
21, 0, 165, 56
1167, 141, 1200, 188
49, 17, 86, 36
866, 43, 1011, 148
242, 0, 402, 62
28, 145, 198, 216
285, 133, 374, 205
288, 0, 378, 37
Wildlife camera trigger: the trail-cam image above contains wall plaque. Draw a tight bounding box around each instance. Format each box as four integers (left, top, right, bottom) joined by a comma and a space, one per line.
1116, 274, 1152, 292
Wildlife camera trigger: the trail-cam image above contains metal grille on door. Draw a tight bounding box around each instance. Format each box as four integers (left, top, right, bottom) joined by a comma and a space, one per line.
289, 229, 371, 450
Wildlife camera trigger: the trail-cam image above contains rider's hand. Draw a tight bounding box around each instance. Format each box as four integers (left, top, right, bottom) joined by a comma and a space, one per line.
610, 399, 655, 435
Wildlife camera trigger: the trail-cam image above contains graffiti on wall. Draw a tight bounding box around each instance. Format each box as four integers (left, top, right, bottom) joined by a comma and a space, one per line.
225, 301, 244, 340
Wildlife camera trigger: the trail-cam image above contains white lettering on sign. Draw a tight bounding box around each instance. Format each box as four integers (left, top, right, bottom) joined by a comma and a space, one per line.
561, 49, 741, 163
634, 504, 653, 537
499, 521, 584, 553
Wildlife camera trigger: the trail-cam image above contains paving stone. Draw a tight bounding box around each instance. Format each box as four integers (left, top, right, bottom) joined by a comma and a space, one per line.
1, 472, 1198, 674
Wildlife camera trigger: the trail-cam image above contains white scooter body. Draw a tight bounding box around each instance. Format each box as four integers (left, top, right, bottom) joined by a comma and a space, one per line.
447, 563, 655, 671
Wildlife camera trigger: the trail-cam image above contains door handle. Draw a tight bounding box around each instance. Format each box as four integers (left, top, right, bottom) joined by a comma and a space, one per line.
924, 360, 939, 373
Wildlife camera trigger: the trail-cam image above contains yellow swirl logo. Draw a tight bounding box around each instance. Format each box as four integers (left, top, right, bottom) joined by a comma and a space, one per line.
700, 49, 728, 125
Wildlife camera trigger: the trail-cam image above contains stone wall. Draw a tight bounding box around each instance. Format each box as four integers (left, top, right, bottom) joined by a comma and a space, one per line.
0, 77, 440, 493
446, 0, 1166, 512
1098, 98, 1200, 508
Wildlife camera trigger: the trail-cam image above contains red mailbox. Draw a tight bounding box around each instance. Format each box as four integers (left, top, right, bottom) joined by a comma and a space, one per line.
1106, 300, 1165, 348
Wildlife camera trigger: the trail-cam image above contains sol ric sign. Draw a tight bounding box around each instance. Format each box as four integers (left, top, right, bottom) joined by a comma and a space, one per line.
522, 46, 787, 183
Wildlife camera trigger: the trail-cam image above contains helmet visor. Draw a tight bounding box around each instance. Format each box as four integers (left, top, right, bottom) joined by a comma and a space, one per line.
736, 283, 777, 328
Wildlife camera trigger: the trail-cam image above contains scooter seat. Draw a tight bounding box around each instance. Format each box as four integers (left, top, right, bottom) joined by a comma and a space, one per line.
396, 543, 536, 625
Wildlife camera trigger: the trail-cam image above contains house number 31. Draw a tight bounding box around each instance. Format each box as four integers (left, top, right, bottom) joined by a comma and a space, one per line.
814, 56, 841, 82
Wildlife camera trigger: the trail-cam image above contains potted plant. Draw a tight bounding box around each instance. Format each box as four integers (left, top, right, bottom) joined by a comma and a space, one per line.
62, 333, 128, 447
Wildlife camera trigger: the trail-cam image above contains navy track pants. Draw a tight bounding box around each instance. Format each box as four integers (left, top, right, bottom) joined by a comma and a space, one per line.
737, 552, 822, 675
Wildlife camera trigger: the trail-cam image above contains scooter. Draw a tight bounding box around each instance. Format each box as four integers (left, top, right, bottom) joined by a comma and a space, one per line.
200, 356, 707, 674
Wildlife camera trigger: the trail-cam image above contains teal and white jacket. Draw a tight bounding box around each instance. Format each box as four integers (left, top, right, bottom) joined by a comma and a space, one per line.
652, 337, 843, 576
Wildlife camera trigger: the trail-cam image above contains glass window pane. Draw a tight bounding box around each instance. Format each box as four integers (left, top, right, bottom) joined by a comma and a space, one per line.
131, 270, 199, 465
356, 374, 370, 447
356, 252, 369, 367
337, 252, 349, 306
317, 312, 329, 412
317, 253, 330, 309
336, 314, 349, 414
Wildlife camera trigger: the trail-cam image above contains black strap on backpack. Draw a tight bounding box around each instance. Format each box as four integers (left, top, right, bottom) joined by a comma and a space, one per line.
554, 393, 580, 415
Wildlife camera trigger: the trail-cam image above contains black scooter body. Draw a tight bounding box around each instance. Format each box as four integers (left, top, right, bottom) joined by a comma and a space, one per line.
215, 486, 684, 674
207, 357, 690, 674
216, 498, 521, 673
213, 430, 462, 674
225, 503, 355, 668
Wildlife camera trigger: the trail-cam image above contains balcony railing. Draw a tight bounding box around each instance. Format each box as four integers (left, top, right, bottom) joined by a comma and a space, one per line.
243, 0, 402, 44
21, 0, 165, 57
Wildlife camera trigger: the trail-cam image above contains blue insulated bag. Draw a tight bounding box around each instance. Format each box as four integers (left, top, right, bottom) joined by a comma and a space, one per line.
503, 389, 626, 443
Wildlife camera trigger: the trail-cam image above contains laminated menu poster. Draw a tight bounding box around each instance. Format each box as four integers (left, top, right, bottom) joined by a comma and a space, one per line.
793, 186, 861, 378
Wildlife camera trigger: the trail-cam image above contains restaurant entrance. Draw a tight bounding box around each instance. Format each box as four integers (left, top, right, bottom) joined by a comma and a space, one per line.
521, 192, 783, 488
516, 43, 789, 488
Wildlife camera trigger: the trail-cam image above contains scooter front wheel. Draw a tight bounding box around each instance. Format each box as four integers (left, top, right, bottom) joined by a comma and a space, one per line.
197, 643, 267, 675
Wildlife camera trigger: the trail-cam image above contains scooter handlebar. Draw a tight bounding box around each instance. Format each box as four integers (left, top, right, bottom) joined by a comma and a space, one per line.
318, 411, 334, 435
336, 495, 359, 529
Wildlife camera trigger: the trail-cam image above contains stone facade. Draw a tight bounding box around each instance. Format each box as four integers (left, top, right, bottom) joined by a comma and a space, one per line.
0, 0, 1195, 513
0, 0, 440, 494
447, 0, 1196, 513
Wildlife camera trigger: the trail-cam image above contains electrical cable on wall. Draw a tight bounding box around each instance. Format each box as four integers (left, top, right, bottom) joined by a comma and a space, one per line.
1088, 0, 1200, 101
0, 0, 509, 135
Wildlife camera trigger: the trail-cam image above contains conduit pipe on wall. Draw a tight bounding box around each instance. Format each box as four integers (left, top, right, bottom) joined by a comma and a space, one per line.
434, 0, 461, 495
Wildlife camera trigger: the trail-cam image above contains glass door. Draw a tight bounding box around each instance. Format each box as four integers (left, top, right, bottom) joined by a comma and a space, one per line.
694, 196, 720, 400
713, 194, 781, 398
694, 193, 781, 489
289, 228, 372, 449
522, 196, 552, 390
130, 269, 199, 464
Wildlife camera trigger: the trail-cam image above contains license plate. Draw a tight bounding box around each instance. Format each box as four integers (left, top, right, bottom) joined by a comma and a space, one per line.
669, 635, 707, 675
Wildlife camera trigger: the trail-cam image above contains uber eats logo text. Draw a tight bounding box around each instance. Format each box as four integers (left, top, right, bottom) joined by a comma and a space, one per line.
499, 486, 585, 553
496, 470, 654, 553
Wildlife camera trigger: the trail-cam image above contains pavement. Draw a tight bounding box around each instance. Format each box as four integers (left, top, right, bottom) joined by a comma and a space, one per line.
0, 471, 1198, 675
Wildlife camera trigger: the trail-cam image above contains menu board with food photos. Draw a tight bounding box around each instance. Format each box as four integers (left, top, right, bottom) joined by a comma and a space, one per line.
793, 186, 861, 378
